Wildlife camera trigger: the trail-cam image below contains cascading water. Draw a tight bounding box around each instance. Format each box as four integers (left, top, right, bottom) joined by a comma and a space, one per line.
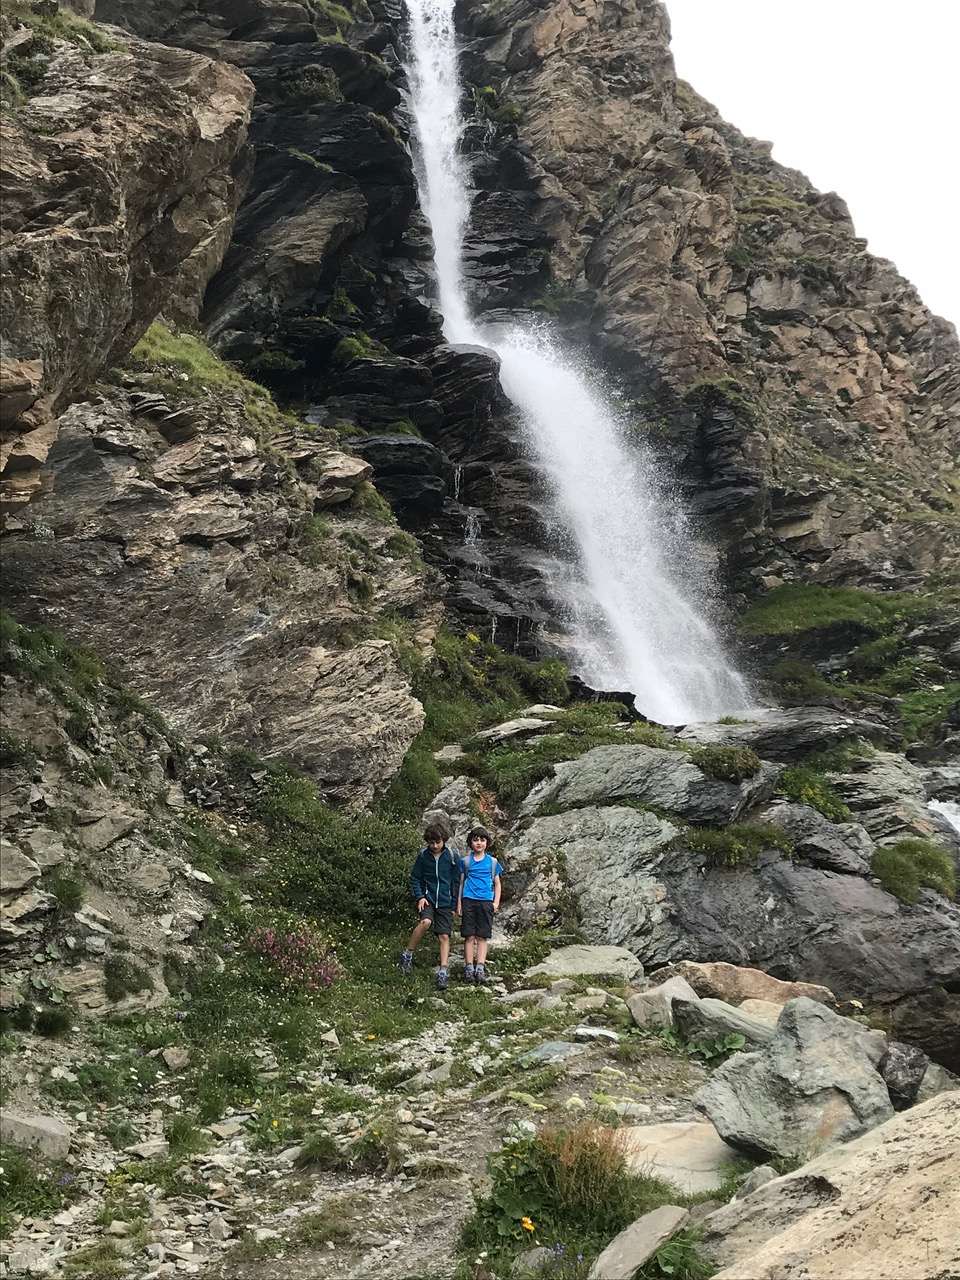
403, 0, 754, 724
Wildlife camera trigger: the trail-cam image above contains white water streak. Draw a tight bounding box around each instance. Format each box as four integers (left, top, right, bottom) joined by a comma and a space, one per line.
403, 0, 753, 723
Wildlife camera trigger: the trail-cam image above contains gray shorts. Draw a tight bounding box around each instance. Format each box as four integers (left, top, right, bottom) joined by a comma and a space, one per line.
419, 904, 452, 936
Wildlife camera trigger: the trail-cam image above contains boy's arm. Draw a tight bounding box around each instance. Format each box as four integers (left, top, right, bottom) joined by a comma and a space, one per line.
410, 854, 426, 908
454, 859, 464, 915
493, 873, 501, 911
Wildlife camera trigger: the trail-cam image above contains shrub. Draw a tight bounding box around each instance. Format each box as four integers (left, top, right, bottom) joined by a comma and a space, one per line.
246, 922, 343, 997
871, 839, 956, 904
462, 1123, 679, 1255
47, 873, 84, 911
688, 744, 761, 782
777, 765, 850, 822
681, 822, 793, 868
34, 1007, 73, 1038
103, 956, 153, 1002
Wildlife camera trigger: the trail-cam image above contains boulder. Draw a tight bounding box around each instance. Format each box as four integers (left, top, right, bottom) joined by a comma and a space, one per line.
588, 1205, 690, 1280
703, 1094, 960, 1279
648, 961, 834, 1007
761, 802, 872, 875
695, 998, 893, 1161
476, 716, 554, 742
829, 751, 941, 840
678, 708, 891, 763
521, 744, 778, 824
733, 1164, 777, 1198
672, 998, 776, 1051
737, 999, 782, 1026
0, 1111, 73, 1160
916, 1062, 960, 1105
627, 976, 700, 1030
526, 944, 644, 983
619, 1122, 740, 1195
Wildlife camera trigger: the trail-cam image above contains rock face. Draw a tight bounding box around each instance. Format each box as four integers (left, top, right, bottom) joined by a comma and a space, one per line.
0, 25, 252, 515
521, 744, 779, 822
702, 1093, 960, 1280
508, 793, 960, 1068
460, 0, 960, 594
695, 998, 894, 1161
1, 378, 430, 807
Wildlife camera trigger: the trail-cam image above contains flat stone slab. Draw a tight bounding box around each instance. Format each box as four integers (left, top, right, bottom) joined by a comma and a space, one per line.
589, 1204, 690, 1279
620, 1120, 740, 1194
526, 944, 643, 983
0, 1111, 73, 1160
648, 961, 833, 1006
520, 1040, 586, 1066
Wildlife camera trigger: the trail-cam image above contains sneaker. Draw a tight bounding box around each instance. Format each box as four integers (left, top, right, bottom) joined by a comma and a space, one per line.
463, 965, 476, 984
437, 969, 449, 991
475, 965, 487, 985
399, 951, 413, 976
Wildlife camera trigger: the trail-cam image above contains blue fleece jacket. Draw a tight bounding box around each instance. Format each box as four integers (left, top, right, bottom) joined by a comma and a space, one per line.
409, 846, 459, 909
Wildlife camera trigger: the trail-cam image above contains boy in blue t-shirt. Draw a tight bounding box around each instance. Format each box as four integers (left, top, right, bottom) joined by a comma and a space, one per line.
457, 826, 502, 984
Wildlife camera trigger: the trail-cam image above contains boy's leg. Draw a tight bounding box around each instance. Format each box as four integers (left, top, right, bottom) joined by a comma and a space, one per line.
463, 936, 476, 981
400, 908, 433, 973
438, 933, 451, 969
475, 903, 494, 982
406, 917, 432, 952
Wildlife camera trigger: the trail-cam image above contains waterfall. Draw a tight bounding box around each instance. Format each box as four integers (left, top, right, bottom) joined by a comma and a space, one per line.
930, 799, 960, 839
403, 0, 754, 724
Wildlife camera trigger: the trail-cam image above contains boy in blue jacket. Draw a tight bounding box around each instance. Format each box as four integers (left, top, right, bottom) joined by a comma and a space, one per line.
399, 824, 460, 990
457, 826, 502, 984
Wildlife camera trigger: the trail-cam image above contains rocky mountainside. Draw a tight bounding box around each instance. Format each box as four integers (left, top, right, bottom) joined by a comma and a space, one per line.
1, 1, 959, 1277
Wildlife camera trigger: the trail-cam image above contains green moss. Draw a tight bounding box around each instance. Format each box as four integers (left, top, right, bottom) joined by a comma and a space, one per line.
680, 822, 794, 868
740, 584, 918, 638
380, 418, 422, 436
349, 480, 395, 522
688, 744, 762, 782
871, 839, 956, 904
287, 147, 335, 172
897, 683, 960, 743
849, 634, 902, 677
331, 332, 385, 368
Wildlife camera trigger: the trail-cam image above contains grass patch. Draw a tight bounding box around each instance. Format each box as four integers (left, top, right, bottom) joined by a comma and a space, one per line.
0, 1145, 76, 1239
871, 839, 956, 904
127, 321, 294, 440
777, 765, 850, 822
103, 956, 153, 1003
688, 744, 761, 782
741, 584, 919, 637
680, 822, 794, 868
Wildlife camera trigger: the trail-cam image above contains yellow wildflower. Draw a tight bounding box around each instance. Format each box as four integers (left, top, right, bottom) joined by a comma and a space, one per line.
521, 1217, 535, 1232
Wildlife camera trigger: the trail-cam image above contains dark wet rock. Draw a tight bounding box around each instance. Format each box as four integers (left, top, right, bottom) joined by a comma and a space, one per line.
678, 707, 893, 763
881, 1040, 930, 1111
762, 802, 872, 875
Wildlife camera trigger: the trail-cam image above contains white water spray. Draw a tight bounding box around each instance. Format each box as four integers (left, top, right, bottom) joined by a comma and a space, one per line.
403, 0, 753, 723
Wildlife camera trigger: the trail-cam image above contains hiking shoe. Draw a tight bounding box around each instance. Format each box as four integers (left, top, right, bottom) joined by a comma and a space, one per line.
398, 951, 413, 976
437, 969, 449, 991
475, 965, 487, 985
463, 965, 476, 984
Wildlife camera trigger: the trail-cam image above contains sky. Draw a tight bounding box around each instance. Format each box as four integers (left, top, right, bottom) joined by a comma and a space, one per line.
664, 0, 960, 327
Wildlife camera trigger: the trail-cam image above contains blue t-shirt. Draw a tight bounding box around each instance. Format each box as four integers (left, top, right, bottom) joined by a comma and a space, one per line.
459, 853, 503, 902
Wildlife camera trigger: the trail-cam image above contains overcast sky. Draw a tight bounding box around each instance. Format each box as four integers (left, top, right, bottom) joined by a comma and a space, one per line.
665, 0, 959, 326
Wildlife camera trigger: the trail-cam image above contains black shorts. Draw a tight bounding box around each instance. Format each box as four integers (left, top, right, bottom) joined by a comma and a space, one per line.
461, 898, 494, 939
419, 904, 453, 936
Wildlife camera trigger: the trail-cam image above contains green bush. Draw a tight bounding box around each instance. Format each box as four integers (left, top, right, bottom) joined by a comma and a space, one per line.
688, 744, 762, 782
681, 822, 793, 868
777, 765, 850, 822
849, 634, 902, 677
871, 839, 956, 904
